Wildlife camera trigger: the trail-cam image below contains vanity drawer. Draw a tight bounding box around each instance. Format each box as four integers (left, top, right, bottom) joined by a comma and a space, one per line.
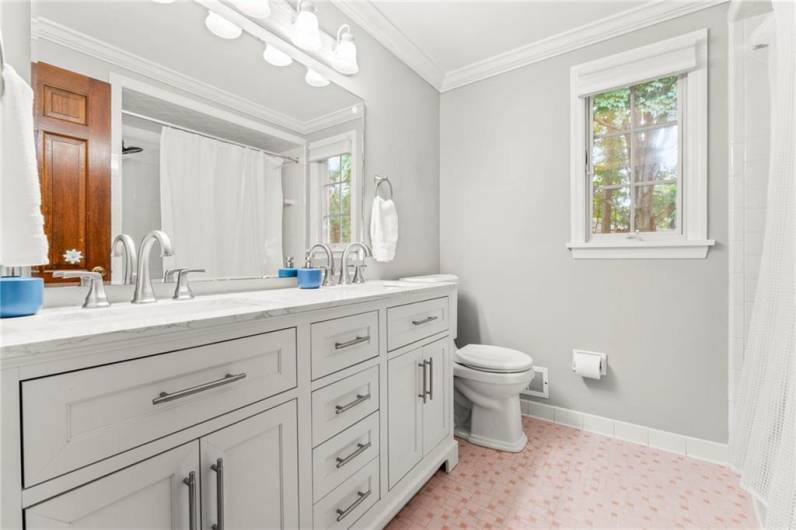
313, 456, 380, 530
313, 412, 379, 502
312, 366, 379, 446
21, 328, 297, 487
311, 311, 379, 380
387, 297, 449, 351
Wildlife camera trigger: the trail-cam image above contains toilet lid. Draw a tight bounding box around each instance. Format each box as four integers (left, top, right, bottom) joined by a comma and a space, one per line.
455, 344, 533, 373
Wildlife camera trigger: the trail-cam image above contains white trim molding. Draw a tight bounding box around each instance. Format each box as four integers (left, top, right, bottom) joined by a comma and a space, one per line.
520, 399, 729, 466
330, 0, 727, 93
568, 29, 713, 260
31, 17, 359, 135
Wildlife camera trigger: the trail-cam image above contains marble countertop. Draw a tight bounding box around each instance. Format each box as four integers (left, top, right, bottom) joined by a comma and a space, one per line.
0, 280, 455, 362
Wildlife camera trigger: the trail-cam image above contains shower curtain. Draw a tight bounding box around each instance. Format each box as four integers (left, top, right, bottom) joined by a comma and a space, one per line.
730, 2, 795, 528
159, 127, 284, 278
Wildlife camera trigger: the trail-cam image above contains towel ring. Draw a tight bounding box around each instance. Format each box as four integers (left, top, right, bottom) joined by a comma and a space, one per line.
374, 175, 393, 200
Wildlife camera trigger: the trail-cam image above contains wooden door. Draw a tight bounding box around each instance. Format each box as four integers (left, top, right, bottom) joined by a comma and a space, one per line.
387, 349, 423, 490
25, 442, 199, 530
200, 401, 299, 530
422, 338, 450, 456
32, 62, 111, 283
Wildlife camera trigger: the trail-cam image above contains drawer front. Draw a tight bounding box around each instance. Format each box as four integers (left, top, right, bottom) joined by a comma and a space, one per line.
311, 311, 379, 380
313, 457, 380, 530
387, 297, 449, 351
22, 328, 297, 487
313, 412, 379, 502
312, 366, 379, 446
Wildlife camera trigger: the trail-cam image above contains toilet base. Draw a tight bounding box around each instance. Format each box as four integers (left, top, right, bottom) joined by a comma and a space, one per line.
454, 427, 528, 453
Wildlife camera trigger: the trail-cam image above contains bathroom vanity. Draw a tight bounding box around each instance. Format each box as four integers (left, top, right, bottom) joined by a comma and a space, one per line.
0, 281, 458, 529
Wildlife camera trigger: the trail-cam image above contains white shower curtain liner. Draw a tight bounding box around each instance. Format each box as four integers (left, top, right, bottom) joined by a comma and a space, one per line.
730, 2, 796, 529
159, 127, 284, 279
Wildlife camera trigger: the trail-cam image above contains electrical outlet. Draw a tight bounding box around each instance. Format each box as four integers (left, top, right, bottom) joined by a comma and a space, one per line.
522, 366, 549, 399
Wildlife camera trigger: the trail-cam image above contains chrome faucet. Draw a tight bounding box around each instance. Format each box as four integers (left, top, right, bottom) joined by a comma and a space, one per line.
308, 243, 336, 286
52, 270, 110, 308
339, 242, 372, 285
111, 233, 137, 285
132, 230, 174, 304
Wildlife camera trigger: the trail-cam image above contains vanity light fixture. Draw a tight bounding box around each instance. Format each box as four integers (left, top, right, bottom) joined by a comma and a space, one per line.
305, 68, 330, 88
332, 24, 359, 75
291, 0, 322, 52
230, 0, 271, 19
263, 43, 293, 67
205, 11, 243, 40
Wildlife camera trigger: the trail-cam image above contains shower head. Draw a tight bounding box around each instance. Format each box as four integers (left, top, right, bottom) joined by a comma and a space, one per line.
122, 141, 143, 155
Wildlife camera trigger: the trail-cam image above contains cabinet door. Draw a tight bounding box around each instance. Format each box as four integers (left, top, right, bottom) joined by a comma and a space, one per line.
422, 338, 450, 456
26, 442, 198, 530
200, 400, 298, 530
387, 349, 423, 490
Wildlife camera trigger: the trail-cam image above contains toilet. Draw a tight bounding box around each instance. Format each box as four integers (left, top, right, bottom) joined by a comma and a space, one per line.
399, 274, 534, 453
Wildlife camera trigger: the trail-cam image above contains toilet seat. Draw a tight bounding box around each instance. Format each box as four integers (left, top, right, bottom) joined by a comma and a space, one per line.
455, 344, 533, 374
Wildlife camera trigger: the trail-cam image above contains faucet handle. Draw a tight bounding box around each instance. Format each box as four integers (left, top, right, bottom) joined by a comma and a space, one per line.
352, 264, 367, 284
52, 270, 110, 309
163, 268, 186, 283
172, 268, 205, 300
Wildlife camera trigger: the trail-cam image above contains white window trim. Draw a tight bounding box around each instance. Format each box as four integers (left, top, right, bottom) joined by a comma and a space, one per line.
567, 29, 715, 259
308, 130, 361, 253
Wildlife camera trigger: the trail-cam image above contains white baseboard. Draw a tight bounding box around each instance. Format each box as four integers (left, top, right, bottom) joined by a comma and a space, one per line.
520, 399, 729, 466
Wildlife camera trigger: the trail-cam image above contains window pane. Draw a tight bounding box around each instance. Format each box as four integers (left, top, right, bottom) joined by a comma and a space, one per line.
593, 135, 630, 188
328, 216, 342, 244
632, 75, 678, 127
327, 156, 341, 182
340, 153, 352, 183
327, 183, 341, 216
633, 125, 678, 183
592, 186, 631, 233
634, 183, 677, 232
592, 87, 630, 136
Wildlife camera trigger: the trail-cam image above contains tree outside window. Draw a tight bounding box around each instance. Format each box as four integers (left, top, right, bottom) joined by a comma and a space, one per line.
324, 153, 352, 245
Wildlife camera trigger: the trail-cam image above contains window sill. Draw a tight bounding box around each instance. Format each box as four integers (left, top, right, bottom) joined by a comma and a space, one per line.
566, 239, 715, 259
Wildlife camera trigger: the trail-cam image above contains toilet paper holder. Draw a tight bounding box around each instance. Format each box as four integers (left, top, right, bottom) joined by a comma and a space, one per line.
572, 349, 607, 378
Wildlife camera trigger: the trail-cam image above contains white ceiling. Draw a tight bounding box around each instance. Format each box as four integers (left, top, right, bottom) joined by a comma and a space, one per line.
370, 1, 639, 73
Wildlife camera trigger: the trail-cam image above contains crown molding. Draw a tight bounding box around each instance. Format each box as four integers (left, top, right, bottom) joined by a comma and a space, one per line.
304, 101, 365, 134
328, 0, 445, 91
31, 17, 358, 135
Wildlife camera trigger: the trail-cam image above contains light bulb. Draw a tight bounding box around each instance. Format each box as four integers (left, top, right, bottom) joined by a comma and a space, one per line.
305, 68, 330, 88
230, 0, 271, 19
291, 0, 321, 52
205, 12, 242, 40
333, 25, 359, 75
263, 44, 293, 67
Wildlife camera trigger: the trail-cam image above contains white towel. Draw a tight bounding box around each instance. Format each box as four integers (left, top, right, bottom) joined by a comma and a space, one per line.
0, 64, 49, 266
370, 196, 398, 262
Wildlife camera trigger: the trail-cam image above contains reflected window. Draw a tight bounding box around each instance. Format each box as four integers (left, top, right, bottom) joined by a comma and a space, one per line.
321, 153, 352, 245
589, 75, 681, 235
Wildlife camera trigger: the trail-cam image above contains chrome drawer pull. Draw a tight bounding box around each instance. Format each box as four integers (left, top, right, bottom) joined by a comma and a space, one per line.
425, 358, 433, 400
335, 393, 371, 414
210, 458, 224, 530
412, 315, 438, 326
418, 362, 427, 404
336, 489, 371, 522
153, 373, 247, 405
336, 441, 371, 469
183, 471, 197, 530
334, 335, 370, 350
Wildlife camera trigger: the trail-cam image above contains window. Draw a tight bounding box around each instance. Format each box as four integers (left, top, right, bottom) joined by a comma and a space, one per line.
322, 153, 352, 245
589, 75, 681, 236
308, 130, 360, 250
568, 30, 714, 259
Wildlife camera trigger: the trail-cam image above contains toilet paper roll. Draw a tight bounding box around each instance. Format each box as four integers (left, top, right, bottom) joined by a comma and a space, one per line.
573, 353, 602, 379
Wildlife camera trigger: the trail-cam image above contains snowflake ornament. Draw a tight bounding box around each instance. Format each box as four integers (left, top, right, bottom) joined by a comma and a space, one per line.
63, 248, 83, 264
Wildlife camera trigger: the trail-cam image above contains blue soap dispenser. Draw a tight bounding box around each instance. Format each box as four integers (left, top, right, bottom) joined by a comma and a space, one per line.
297, 254, 322, 289
278, 256, 298, 278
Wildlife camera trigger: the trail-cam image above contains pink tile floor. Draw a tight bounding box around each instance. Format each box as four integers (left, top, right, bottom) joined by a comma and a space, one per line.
387, 417, 758, 530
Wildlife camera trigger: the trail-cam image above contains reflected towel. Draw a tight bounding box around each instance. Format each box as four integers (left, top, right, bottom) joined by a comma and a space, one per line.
370, 196, 398, 262
0, 64, 49, 266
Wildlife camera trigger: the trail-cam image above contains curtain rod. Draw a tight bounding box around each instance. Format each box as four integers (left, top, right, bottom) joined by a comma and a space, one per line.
121, 110, 300, 164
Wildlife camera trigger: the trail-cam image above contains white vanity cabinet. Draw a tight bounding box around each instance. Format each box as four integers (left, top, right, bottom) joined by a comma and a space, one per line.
387, 336, 451, 489
0, 283, 458, 530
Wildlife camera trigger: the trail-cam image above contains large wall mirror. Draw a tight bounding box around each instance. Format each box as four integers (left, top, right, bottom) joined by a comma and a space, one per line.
30, 0, 365, 285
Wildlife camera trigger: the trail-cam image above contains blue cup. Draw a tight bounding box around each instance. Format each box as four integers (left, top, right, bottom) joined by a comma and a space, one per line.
297, 268, 322, 289
0, 276, 44, 318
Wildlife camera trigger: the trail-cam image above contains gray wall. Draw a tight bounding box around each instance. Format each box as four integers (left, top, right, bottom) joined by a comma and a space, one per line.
440, 5, 729, 442
1, 1, 32, 82
316, 4, 441, 280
